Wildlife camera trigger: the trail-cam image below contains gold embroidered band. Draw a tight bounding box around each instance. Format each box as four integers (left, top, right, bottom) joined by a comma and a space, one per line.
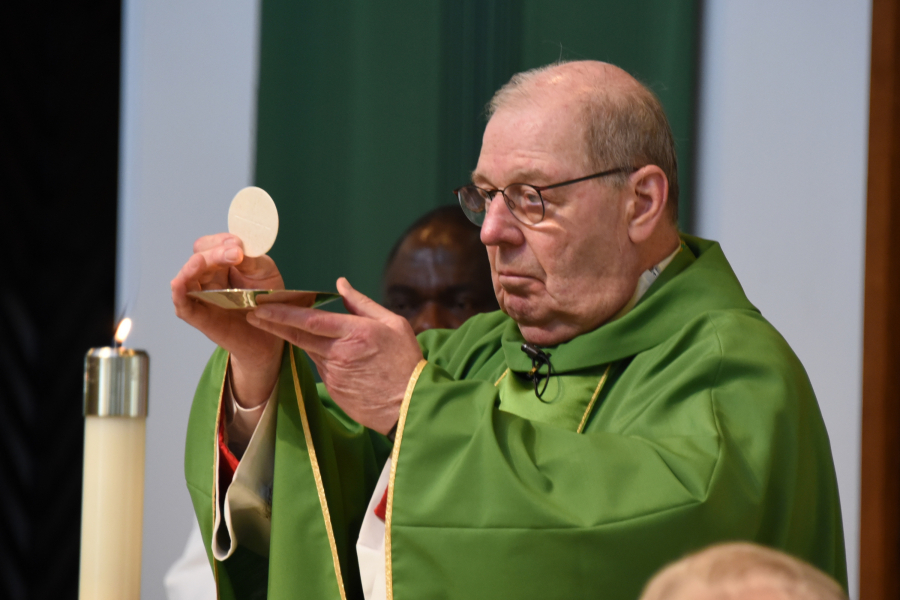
384, 358, 428, 600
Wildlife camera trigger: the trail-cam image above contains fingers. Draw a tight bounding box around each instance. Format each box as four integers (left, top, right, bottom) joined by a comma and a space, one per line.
247, 309, 339, 356
185, 247, 243, 290
253, 280, 389, 339
171, 245, 242, 324
191, 235, 267, 279
250, 303, 351, 337
171, 254, 211, 298
233, 254, 279, 279
171, 267, 194, 313
171, 262, 219, 327
193, 233, 242, 254
172, 233, 285, 328
337, 277, 394, 321
191, 233, 283, 285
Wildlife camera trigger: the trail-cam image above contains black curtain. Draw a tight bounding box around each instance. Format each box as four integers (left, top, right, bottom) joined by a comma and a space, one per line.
0, 2, 121, 599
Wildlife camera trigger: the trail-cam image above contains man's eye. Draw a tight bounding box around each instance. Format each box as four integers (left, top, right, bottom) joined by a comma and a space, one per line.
447, 296, 476, 312
384, 293, 420, 314
522, 190, 542, 205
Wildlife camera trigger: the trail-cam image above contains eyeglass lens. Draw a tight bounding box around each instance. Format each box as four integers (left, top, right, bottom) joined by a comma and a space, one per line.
457, 184, 545, 226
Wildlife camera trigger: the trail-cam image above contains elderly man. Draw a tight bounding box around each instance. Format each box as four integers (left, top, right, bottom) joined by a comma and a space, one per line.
172, 61, 846, 600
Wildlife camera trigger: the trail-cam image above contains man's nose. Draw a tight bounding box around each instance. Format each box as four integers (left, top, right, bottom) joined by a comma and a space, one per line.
480, 193, 524, 247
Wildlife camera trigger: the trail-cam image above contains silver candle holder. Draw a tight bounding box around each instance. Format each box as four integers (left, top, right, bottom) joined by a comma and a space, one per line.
79, 325, 149, 600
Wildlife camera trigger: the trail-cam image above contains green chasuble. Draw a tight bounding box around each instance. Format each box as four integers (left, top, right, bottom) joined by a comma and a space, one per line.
185, 235, 847, 600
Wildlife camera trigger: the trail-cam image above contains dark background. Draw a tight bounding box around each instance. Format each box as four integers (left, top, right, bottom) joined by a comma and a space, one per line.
0, 2, 121, 598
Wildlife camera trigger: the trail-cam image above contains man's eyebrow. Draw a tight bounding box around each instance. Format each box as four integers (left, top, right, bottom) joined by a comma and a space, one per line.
470, 168, 549, 186
385, 284, 418, 295
441, 284, 482, 297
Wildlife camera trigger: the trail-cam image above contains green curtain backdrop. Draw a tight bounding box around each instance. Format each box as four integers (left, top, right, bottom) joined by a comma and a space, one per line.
255, 0, 699, 299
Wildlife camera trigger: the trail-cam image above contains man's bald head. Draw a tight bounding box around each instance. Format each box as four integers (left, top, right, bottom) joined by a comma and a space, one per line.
487, 60, 679, 222
639, 543, 847, 600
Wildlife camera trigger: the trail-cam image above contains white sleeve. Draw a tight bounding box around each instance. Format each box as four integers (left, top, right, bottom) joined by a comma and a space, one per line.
213, 374, 279, 561
164, 521, 217, 600
223, 371, 272, 459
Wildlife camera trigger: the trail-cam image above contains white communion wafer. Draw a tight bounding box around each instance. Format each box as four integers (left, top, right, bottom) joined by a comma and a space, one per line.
228, 186, 279, 257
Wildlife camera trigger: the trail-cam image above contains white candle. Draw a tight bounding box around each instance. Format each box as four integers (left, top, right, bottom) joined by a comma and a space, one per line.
79, 319, 149, 600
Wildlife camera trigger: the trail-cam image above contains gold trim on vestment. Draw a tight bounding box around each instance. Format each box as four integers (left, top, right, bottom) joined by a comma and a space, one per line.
385, 358, 428, 600
576, 364, 612, 434
289, 348, 348, 600
494, 368, 510, 386
211, 355, 231, 600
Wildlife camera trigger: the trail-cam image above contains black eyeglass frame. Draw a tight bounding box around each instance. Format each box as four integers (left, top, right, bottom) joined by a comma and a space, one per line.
453, 166, 637, 226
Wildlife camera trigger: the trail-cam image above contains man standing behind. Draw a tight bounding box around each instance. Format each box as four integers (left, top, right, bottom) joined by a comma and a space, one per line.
382, 205, 498, 334
172, 61, 846, 600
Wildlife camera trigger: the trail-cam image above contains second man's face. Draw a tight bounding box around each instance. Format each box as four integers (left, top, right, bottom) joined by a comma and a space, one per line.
383, 225, 498, 334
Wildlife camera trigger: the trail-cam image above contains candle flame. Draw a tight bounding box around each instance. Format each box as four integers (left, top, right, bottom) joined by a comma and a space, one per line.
115, 318, 133, 345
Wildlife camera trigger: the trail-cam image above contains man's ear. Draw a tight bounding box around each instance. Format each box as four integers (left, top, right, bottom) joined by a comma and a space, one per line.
626, 165, 669, 244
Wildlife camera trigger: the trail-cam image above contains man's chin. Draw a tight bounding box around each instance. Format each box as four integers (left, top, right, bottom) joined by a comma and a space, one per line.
500, 299, 555, 342
498, 295, 583, 346
497, 293, 537, 323
516, 322, 578, 347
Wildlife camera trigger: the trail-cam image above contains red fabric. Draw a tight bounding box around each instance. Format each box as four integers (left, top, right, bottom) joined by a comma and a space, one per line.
373, 488, 388, 522
218, 418, 239, 490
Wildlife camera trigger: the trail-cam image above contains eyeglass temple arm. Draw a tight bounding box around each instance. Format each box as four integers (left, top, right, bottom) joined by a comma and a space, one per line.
537, 167, 636, 192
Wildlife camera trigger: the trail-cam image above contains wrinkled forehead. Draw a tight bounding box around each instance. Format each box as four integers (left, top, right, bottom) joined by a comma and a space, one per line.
490, 81, 588, 133
475, 101, 590, 183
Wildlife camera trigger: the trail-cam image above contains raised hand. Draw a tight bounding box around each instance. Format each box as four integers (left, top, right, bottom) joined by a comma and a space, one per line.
247, 277, 424, 434
171, 233, 286, 406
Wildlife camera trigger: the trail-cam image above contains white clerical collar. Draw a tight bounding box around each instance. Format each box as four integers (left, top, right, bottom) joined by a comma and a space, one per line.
610, 242, 683, 322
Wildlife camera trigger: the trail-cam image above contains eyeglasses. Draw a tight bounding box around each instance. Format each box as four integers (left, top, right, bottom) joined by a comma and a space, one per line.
454, 167, 635, 226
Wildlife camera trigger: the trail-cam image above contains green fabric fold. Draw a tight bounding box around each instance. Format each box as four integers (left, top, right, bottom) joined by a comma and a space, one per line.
186, 347, 391, 600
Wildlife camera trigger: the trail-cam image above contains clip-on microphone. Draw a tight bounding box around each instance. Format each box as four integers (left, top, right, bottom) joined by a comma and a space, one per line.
521, 343, 553, 399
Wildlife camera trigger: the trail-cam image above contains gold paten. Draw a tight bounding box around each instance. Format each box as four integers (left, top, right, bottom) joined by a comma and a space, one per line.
188, 289, 340, 311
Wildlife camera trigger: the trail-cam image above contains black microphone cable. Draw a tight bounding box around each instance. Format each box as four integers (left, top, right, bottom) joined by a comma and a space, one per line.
521, 343, 553, 399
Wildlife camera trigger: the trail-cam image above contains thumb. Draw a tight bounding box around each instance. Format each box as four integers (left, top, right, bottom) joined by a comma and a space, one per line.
337, 277, 391, 320
236, 254, 272, 277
